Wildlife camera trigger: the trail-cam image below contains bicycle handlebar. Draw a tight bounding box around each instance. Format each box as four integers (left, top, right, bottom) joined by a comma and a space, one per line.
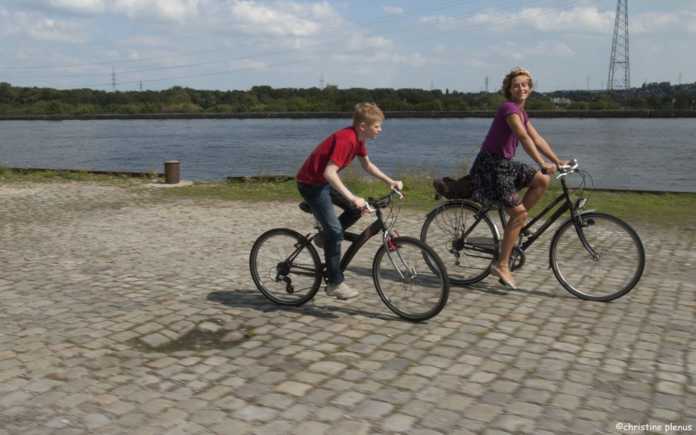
366, 188, 404, 212
556, 158, 579, 179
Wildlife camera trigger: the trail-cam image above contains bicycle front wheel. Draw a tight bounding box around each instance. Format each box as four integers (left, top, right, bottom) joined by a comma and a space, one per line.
550, 212, 645, 301
420, 200, 499, 285
373, 236, 449, 321
249, 228, 322, 306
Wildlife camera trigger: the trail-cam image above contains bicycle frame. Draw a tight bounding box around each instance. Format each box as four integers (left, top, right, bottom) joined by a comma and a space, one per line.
467, 173, 594, 256
288, 199, 394, 278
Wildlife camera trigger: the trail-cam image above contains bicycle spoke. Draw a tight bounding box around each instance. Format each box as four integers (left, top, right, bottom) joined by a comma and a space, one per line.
374, 237, 449, 321
551, 213, 644, 301
421, 201, 498, 285
250, 229, 322, 306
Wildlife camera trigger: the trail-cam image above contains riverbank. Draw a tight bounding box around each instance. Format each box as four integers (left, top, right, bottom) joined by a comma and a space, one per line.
1, 109, 696, 121
2, 168, 695, 227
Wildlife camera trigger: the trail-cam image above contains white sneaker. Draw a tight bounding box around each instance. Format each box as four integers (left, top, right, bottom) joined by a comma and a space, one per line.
325, 282, 359, 300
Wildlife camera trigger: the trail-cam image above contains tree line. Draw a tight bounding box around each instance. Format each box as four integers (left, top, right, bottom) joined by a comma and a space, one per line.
0, 81, 694, 116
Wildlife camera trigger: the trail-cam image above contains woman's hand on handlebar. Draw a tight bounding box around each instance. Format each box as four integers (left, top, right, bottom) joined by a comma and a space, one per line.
540, 161, 557, 176
388, 180, 404, 192
556, 159, 572, 170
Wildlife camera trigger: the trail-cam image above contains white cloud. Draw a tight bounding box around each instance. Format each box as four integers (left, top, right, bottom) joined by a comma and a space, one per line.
632, 12, 680, 34
0, 9, 86, 42
469, 7, 613, 33
47, 0, 105, 14
425, 6, 691, 36
422, 7, 613, 33
345, 32, 392, 51
528, 41, 575, 57
110, 0, 202, 22
228, 1, 334, 37
122, 35, 170, 48
383, 6, 403, 16
235, 59, 268, 71
29, 16, 86, 42
420, 15, 458, 31
31, 0, 201, 21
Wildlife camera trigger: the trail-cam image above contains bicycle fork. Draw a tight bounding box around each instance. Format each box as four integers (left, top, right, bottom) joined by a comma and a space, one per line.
383, 231, 417, 281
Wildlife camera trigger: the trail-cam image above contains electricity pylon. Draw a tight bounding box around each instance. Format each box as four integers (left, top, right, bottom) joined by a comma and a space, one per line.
607, 0, 630, 90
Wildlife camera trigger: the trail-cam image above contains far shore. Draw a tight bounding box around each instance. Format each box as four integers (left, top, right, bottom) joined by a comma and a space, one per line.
1, 109, 696, 121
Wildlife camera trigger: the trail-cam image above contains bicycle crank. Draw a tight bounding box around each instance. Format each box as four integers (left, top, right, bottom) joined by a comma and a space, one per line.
509, 246, 526, 271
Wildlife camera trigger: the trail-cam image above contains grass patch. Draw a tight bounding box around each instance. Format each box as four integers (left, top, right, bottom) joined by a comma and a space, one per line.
0, 167, 155, 185
155, 175, 696, 227
3, 168, 694, 227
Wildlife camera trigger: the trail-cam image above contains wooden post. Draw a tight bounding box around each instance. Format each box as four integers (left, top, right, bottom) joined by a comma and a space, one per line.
164, 160, 180, 184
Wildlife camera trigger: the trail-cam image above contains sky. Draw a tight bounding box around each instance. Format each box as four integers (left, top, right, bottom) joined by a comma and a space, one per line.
0, 0, 694, 92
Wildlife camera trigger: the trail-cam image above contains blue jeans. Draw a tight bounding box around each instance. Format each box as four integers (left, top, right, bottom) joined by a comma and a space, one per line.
297, 182, 362, 285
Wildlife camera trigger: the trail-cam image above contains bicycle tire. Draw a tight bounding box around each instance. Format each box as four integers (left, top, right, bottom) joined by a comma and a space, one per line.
550, 212, 645, 301
420, 200, 499, 285
249, 228, 322, 306
372, 236, 450, 321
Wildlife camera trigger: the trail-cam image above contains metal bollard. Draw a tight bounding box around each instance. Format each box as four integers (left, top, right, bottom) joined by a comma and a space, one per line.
164, 160, 181, 184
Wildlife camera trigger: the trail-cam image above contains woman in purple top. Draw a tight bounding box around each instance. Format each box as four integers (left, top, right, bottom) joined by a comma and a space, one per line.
469, 67, 567, 289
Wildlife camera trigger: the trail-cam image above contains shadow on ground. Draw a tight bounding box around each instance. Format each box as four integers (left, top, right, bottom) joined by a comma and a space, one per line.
207, 288, 410, 322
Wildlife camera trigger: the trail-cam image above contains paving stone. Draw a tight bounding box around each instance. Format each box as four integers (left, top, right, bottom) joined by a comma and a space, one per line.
352, 399, 394, 418
275, 381, 313, 397
329, 420, 371, 435
382, 414, 416, 432
0, 182, 693, 435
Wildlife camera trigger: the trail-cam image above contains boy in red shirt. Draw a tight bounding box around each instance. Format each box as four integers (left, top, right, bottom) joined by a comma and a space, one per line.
296, 103, 403, 300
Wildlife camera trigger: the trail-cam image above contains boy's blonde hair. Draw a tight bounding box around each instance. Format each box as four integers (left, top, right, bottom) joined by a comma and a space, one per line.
502, 67, 534, 100
352, 102, 384, 128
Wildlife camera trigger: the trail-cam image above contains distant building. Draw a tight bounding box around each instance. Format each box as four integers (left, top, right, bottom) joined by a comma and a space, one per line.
551, 97, 572, 106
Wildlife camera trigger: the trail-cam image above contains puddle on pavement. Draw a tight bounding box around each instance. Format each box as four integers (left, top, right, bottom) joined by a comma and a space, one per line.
132, 319, 253, 353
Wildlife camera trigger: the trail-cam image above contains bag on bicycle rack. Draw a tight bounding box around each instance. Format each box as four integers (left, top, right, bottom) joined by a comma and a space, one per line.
433, 174, 473, 200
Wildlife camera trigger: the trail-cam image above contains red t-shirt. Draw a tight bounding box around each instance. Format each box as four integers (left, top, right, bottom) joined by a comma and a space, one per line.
296, 127, 367, 185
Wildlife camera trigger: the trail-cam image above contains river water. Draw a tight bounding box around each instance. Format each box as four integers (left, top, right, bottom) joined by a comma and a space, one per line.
1, 118, 694, 192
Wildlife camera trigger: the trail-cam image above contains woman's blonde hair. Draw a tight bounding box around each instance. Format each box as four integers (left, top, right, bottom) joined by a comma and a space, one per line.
352, 102, 385, 128
502, 67, 534, 100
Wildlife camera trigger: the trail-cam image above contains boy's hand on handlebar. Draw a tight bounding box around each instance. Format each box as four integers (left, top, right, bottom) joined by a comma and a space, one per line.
352, 196, 367, 211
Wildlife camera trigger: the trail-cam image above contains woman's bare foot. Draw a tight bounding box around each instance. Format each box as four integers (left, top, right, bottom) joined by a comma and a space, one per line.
490, 264, 517, 289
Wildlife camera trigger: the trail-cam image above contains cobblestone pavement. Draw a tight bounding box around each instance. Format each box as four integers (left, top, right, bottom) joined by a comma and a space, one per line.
1, 182, 695, 435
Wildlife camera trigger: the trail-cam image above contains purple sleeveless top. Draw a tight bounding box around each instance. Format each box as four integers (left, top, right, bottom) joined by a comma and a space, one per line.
480, 101, 528, 160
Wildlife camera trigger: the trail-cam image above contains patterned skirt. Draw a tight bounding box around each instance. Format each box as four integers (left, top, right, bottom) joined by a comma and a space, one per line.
469, 150, 538, 209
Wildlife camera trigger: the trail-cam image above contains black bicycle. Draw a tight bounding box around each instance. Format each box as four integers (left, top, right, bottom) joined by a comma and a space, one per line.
250, 190, 450, 321
420, 160, 645, 301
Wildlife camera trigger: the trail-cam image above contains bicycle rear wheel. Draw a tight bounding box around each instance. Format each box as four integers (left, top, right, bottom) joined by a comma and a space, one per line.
420, 200, 499, 285
550, 212, 645, 301
373, 236, 449, 321
249, 228, 322, 306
